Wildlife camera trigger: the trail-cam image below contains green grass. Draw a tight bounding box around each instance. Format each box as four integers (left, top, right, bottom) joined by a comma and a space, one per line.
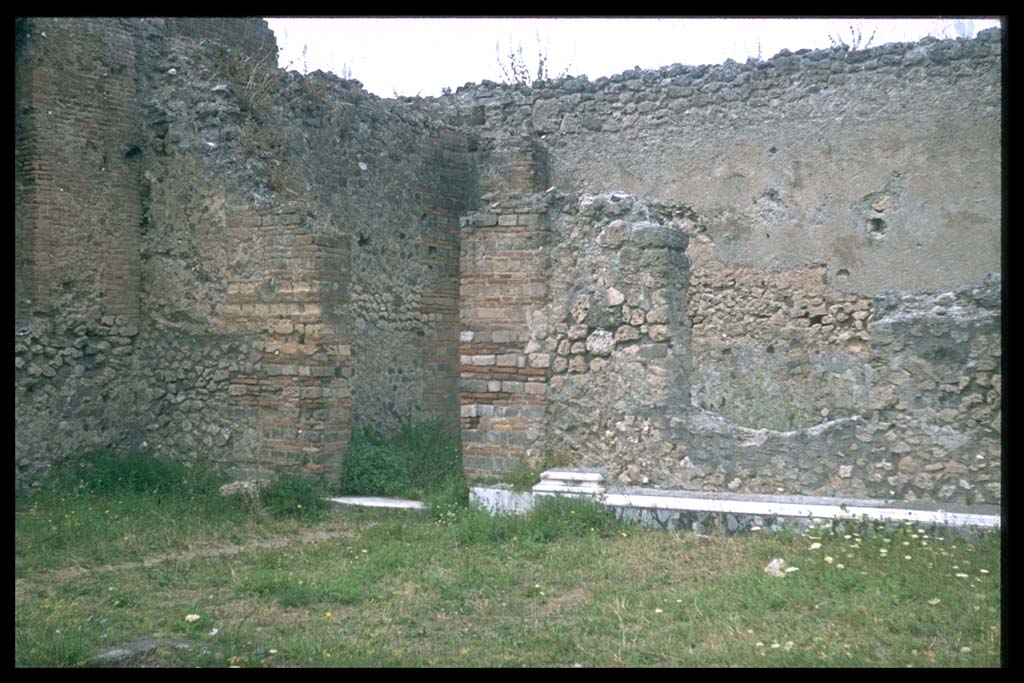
14, 451, 328, 578
260, 473, 330, 520
15, 452, 1003, 667
337, 422, 467, 506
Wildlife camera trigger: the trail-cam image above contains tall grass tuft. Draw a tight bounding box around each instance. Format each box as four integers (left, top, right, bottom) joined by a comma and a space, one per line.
51, 449, 228, 497
260, 472, 329, 520
338, 422, 467, 505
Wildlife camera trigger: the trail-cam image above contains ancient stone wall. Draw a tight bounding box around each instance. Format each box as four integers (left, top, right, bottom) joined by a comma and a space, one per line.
858, 278, 1001, 503
447, 30, 1001, 295
540, 194, 691, 477
446, 28, 1001, 451
15, 18, 147, 484
128, 31, 470, 477
459, 194, 1001, 505
15, 19, 1002, 507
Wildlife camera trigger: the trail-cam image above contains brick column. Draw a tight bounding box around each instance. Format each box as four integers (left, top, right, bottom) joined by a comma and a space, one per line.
460, 199, 550, 476
15, 18, 143, 323
222, 207, 351, 480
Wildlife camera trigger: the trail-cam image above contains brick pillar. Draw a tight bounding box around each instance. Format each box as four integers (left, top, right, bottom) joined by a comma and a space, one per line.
460, 199, 550, 476
15, 17, 143, 323
222, 207, 352, 480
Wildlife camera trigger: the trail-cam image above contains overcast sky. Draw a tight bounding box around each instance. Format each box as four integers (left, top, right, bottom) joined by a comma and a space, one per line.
264, 17, 1001, 98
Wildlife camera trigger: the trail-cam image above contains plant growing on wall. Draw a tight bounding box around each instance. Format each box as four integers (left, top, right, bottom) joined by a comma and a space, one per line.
827, 23, 876, 51
496, 32, 572, 86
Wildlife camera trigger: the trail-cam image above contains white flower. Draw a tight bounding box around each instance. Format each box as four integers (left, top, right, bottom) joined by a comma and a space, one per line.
809, 542, 822, 550
185, 614, 201, 623
927, 598, 941, 605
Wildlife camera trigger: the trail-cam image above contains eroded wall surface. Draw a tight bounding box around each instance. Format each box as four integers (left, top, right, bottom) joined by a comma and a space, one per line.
447, 30, 1002, 491
15, 18, 147, 484
460, 193, 1000, 504
16, 19, 1001, 505
16, 18, 470, 483
131, 29, 470, 476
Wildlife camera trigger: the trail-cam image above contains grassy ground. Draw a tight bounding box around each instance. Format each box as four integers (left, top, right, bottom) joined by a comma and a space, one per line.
15, 451, 1002, 667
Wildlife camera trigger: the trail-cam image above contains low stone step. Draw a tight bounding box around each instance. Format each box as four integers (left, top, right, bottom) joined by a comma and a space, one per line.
539, 468, 607, 483
326, 496, 427, 510
533, 482, 606, 495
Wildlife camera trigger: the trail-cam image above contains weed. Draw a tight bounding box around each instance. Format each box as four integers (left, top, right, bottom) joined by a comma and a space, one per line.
504, 458, 540, 492
207, 44, 280, 119
259, 473, 329, 520
524, 495, 625, 542
15, 621, 93, 668
504, 450, 576, 492
339, 422, 465, 503
50, 449, 227, 497
449, 506, 525, 546
445, 493, 626, 547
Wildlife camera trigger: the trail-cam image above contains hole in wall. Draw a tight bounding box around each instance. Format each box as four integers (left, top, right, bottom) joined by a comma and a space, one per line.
768, 146, 777, 154
428, 245, 437, 255
357, 233, 370, 247
866, 217, 887, 240
398, 231, 406, 239
124, 146, 142, 160
836, 268, 850, 282
766, 344, 775, 354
